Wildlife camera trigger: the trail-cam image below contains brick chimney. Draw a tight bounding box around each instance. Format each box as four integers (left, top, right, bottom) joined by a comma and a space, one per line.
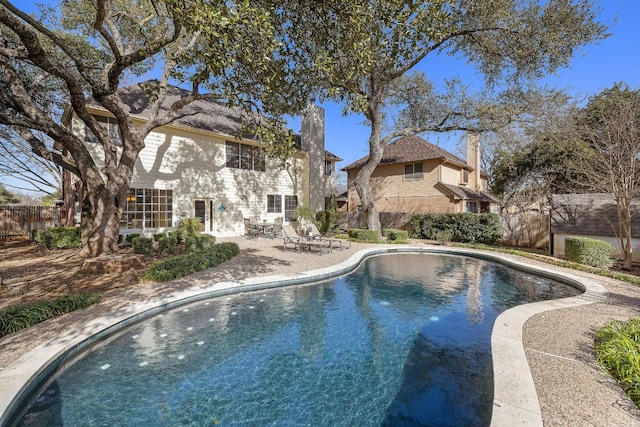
301, 104, 325, 214
466, 132, 481, 191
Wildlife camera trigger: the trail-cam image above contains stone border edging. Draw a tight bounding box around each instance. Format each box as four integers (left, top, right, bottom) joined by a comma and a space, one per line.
0, 246, 609, 426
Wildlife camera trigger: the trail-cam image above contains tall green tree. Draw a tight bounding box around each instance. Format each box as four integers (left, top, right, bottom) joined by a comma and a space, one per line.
0, 0, 290, 257
269, 0, 608, 236
574, 84, 640, 269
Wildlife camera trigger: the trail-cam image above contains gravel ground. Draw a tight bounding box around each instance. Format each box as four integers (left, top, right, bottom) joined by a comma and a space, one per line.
1, 236, 640, 426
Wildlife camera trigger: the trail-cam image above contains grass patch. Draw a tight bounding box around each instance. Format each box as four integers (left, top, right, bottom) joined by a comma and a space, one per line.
595, 317, 640, 407
0, 293, 102, 338
143, 242, 239, 282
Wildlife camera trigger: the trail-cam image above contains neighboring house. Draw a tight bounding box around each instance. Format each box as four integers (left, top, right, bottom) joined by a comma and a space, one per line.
550, 193, 640, 262
61, 83, 340, 236
341, 133, 499, 216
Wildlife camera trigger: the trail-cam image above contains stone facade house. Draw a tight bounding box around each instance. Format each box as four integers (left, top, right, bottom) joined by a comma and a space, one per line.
61, 83, 340, 237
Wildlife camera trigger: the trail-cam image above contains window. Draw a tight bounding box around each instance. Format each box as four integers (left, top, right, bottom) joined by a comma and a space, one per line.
121, 188, 173, 229
324, 160, 332, 176
404, 162, 423, 180
284, 195, 298, 221
466, 201, 478, 213
267, 194, 282, 213
226, 141, 266, 172
84, 116, 122, 146
461, 169, 469, 184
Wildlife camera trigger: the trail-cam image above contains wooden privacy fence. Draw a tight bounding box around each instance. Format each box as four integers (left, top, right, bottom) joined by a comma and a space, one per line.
0, 206, 62, 239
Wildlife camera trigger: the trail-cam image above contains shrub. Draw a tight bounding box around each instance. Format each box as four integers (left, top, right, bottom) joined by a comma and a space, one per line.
434, 229, 453, 245
184, 234, 216, 252
409, 213, 502, 244
32, 227, 82, 249
132, 236, 154, 255
348, 228, 380, 242
316, 197, 340, 234
175, 217, 204, 240
595, 317, 640, 406
143, 242, 239, 282
158, 234, 178, 254
565, 237, 612, 268
153, 233, 166, 241
0, 293, 101, 338
125, 233, 141, 243
384, 228, 408, 243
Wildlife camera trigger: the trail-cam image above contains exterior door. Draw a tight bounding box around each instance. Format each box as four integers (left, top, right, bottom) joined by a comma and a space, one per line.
194, 199, 215, 233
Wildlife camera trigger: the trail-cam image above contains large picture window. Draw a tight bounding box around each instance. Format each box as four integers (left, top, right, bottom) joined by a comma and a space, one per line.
267, 194, 282, 213
226, 141, 266, 172
121, 188, 173, 229
284, 195, 298, 222
404, 162, 423, 180
84, 116, 122, 146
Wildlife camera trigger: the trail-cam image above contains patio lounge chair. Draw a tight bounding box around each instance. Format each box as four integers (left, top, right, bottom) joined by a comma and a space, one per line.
307, 223, 351, 250
282, 224, 331, 253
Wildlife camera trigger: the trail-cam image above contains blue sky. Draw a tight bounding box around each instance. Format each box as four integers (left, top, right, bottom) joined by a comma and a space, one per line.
7, 0, 640, 191
295, 0, 640, 170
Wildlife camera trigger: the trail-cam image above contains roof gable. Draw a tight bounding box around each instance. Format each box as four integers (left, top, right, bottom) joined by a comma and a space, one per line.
342, 135, 470, 171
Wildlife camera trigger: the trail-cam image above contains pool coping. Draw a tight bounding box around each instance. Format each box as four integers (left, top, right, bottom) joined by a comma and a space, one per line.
0, 246, 609, 426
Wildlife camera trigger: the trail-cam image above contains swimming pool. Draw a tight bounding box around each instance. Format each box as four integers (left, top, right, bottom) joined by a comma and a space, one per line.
13, 253, 581, 426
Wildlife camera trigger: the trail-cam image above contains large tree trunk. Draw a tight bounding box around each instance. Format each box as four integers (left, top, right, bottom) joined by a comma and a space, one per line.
77, 175, 130, 258
354, 100, 385, 239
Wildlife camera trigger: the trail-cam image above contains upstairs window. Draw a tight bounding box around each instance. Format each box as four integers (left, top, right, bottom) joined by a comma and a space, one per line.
404, 162, 423, 180
461, 169, 469, 185
84, 116, 122, 146
226, 141, 266, 172
324, 160, 332, 176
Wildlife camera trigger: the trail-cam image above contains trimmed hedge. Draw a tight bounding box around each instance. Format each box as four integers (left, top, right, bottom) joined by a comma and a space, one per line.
348, 228, 380, 242
565, 237, 612, 268
32, 226, 82, 249
132, 236, 154, 255
0, 293, 101, 338
410, 213, 502, 244
384, 228, 409, 243
143, 242, 239, 282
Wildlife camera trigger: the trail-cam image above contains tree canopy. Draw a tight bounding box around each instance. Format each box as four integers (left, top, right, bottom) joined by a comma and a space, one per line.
265, 0, 609, 234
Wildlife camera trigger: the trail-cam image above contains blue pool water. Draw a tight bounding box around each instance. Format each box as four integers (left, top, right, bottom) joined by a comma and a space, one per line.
16, 254, 580, 426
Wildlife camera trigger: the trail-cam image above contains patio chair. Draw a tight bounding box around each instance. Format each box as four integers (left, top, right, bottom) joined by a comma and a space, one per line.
244, 218, 259, 239
270, 217, 283, 238
281, 223, 301, 251
283, 224, 332, 253
307, 223, 351, 250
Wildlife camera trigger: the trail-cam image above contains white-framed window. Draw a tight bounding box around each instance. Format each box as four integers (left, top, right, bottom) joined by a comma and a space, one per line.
267, 194, 282, 213
121, 188, 173, 229
404, 162, 423, 180
284, 195, 298, 221
85, 116, 122, 146
461, 169, 469, 185
465, 201, 478, 213
225, 141, 266, 172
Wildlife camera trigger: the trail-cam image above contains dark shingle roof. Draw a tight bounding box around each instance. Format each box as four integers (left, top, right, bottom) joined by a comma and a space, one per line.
342, 135, 470, 171
438, 182, 500, 203
87, 81, 341, 159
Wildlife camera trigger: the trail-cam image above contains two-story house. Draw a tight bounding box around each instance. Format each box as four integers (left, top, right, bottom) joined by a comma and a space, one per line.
62, 83, 340, 236
342, 133, 498, 215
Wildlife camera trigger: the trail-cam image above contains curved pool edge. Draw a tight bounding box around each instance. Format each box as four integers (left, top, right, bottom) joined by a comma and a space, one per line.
0, 245, 609, 427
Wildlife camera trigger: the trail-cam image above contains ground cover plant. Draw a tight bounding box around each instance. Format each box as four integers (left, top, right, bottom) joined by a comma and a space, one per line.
595, 317, 640, 407
0, 293, 101, 338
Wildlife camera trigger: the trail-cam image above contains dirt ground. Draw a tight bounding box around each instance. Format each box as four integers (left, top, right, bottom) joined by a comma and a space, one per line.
0, 239, 153, 309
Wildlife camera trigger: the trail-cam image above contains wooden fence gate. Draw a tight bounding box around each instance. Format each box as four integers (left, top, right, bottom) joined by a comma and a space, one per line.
0, 206, 61, 239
